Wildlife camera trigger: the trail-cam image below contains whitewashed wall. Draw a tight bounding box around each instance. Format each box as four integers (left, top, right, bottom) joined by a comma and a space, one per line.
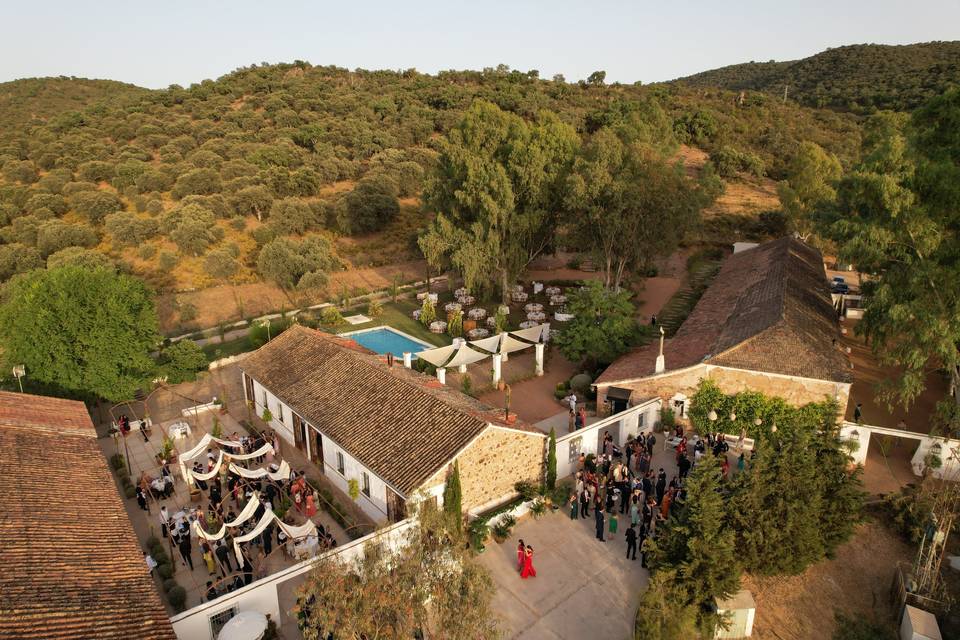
841, 422, 960, 480
170, 519, 415, 640
554, 398, 661, 479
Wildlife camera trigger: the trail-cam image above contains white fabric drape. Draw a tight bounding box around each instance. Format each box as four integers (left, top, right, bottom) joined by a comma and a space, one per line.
231, 510, 318, 565
178, 433, 244, 481
225, 443, 273, 461
191, 492, 262, 541
190, 452, 223, 481
229, 460, 290, 482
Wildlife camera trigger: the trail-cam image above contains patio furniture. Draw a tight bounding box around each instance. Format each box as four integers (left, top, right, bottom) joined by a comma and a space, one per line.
468, 308, 487, 320
545, 285, 562, 296
416, 292, 428, 301
554, 312, 575, 322
511, 291, 528, 303
429, 320, 448, 333
412, 309, 421, 320
549, 294, 567, 306
217, 610, 268, 640
519, 320, 538, 329
498, 304, 511, 316
463, 319, 477, 332
454, 287, 470, 297
467, 328, 490, 340
533, 282, 544, 295
457, 295, 476, 305
524, 302, 544, 313
511, 284, 524, 294
170, 421, 191, 440
486, 316, 498, 328
444, 302, 462, 313
527, 311, 546, 322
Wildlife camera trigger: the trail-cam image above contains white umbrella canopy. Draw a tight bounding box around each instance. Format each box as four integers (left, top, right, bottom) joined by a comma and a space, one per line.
217, 611, 268, 640
445, 343, 489, 368
499, 333, 533, 355
415, 344, 457, 368
510, 324, 546, 344
468, 333, 504, 354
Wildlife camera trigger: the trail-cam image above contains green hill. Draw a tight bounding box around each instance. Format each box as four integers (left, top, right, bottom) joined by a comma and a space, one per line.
673, 42, 960, 113
0, 62, 860, 299
0, 77, 146, 132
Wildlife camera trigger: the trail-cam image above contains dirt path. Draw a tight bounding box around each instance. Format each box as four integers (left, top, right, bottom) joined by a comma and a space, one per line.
743, 520, 912, 640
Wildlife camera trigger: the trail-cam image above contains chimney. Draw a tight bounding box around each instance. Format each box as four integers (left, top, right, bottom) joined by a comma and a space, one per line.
654, 326, 665, 374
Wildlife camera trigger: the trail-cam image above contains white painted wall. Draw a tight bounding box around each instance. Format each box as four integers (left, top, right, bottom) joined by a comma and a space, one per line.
841, 422, 960, 480
554, 399, 661, 479
170, 519, 415, 640
244, 374, 394, 522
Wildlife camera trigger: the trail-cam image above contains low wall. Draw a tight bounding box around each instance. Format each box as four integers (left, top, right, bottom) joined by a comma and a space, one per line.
554, 398, 661, 479
840, 422, 960, 480
169, 519, 415, 639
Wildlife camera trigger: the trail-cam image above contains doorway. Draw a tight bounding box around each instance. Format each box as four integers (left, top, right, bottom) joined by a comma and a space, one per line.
310, 428, 323, 467
292, 413, 308, 454
386, 488, 407, 523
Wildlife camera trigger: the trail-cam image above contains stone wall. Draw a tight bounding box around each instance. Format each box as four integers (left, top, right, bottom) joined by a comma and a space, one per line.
598, 364, 850, 418
422, 425, 545, 513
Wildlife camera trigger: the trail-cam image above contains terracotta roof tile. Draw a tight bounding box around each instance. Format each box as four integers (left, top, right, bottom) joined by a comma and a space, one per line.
597, 237, 852, 385
0, 391, 175, 640
240, 326, 543, 495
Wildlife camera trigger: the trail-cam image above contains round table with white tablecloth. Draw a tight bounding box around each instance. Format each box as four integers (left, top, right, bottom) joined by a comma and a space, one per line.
511, 291, 528, 303
429, 320, 448, 333
454, 287, 470, 298
526, 311, 546, 322
468, 307, 487, 320
519, 320, 539, 329
217, 611, 268, 640
486, 316, 498, 328
412, 309, 421, 320
467, 327, 490, 340
553, 312, 575, 322
457, 295, 476, 306
444, 302, 462, 313
545, 285, 562, 296
549, 294, 567, 306
169, 421, 191, 440
524, 302, 543, 313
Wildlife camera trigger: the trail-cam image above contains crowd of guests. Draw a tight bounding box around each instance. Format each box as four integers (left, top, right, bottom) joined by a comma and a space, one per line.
566, 426, 743, 566
140, 428, 338, 601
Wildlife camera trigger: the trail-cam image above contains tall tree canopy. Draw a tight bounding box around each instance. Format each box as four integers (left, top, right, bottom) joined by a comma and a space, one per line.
777, 141, 842, 239
421, 100, 578, 302
565, 128, 705, 290
553, 280, 638, 365
0, 266, 159, 400
822, 89, 960, 423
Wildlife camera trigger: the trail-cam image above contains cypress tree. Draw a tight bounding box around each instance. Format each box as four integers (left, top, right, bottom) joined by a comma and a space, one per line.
650, 454, 739, 622
443, 461, 463, 531
546, 427, 557, 491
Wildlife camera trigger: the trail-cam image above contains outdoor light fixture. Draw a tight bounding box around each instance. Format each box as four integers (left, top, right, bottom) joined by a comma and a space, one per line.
12, 365, 24, 393
729, 411, 737, 421
771, 423, 778, 433
754, 417, 762, 426
708, 409, 718, 422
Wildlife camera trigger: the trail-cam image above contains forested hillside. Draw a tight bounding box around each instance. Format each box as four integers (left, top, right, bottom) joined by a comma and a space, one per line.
0, 62, 860, 304
674, 41, 960, 113
0, 77, 145, 132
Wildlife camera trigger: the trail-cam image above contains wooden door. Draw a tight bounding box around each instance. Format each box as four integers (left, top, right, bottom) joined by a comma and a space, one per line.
292, 413, 306, 452
244, 374, 255, 405
310, 428, 323, 467
386, 488, 407, 523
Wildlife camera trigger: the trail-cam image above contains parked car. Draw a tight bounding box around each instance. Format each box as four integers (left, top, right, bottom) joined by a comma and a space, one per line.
831, 282, 849, 294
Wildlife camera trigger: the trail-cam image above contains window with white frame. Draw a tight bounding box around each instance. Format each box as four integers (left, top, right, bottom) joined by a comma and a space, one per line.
208, 605, 238, 637
336, 451, 345, 475
362, 471, 371, 497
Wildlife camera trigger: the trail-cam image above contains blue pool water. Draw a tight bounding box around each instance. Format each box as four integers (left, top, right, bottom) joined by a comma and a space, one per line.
345, 327, 432, 358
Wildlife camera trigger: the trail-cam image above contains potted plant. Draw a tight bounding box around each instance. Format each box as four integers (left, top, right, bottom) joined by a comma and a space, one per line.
157, 437, 176, 465
468, 519, 490, 553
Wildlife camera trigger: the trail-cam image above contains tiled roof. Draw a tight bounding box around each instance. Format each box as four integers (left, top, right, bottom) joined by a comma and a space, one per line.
240, 325, 544, 495
597, 237, 851, 385
0, 391, 175, 640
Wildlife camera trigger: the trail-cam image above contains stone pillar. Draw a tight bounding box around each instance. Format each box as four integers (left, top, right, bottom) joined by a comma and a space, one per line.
534, 343, 545, 376
403, 352, 412, 368
492, 353, 503, 385
458, 364, 467, 374
437, 368, 446, 385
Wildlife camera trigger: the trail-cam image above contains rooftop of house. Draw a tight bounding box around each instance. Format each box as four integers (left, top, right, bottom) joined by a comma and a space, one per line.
0, 391, 176, 640
239, 324, 544, 495
597, 237, 852, 386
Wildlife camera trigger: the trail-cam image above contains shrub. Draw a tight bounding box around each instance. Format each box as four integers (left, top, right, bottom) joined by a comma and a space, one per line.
160, 340, 208, 383
158, 251, 178, 271
146, 535, 160, 549
569, 373, 592, 393
138, 244, 157, 260
123, 485, 137, 499
514, 480, 538, 501
468, 518, 490, 552
109, 453, 125, 470
157, 562, 173, 580
162, 578, 178, 593
320, 306, 344, 328
530, 498, 547, 518
661, 407, 676, 429
262, 408, 273, 422
419, 297, 436, 326
167, 585, 187, 612
461, 374, 473, 396
491, 514, 516, 541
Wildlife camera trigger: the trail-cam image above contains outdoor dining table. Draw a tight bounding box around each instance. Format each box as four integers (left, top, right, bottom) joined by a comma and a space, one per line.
524, 302, 544, 313
519, 320, 538, 329
170, 421, 191, 440
545, 285, 562, 296
527, 311, 546, 322
550, 294, 567, 306
444, 302, 462, 313
454, 287, 470, 297
457, 295, 476, 305
512, 291, 528, 303
468, 308, 487, 320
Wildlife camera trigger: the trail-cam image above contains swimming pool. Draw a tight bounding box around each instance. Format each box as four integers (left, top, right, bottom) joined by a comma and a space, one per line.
341, 326, 434, 358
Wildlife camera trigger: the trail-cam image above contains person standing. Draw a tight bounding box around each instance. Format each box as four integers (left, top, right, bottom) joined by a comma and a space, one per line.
639, 528, 650, 568
136, 486, 148, 512
625, 524, 638, 560
177, 525, 194, 570
144, 552, 158, 576
594, 506, 605, 542
215, 540, 233, 577
655, 471, 666, 504
630, 497, 640, 528
678, 455, 691, 479
854, 402, 863, 423
202, 543, 216, 576
516, 539, 526, 572
520, 545, 537, 579
580, 487, 590, 519
159, 505, 170, 538
569, 494, 579, 520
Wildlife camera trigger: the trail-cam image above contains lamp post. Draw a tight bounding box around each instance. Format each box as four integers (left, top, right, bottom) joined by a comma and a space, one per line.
12, 365, 25, 393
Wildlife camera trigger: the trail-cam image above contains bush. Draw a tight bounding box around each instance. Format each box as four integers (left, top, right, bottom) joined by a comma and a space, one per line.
160, 340, 208, 383
491, 514, 516, 541
157, 562, 173, 580
120, 475, 132, 489
158, 251, 178, 271
146, 535, 160, 549
162, 578, 178, 593
514, 480, 538, 501
530, 498, 547, 518
109, 453, 125, 470
569, 373, 592, 393
320, 306, 344, 328
660, 407, 676, 429
167, 585, 187, 612
468, 518, 490, 552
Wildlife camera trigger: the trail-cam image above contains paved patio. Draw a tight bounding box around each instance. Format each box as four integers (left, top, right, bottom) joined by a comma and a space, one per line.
478, 510, 649, 640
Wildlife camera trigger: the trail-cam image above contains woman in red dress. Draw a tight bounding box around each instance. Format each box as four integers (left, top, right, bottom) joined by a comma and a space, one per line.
520, 545, 537, 579
516, 539, 525, 572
